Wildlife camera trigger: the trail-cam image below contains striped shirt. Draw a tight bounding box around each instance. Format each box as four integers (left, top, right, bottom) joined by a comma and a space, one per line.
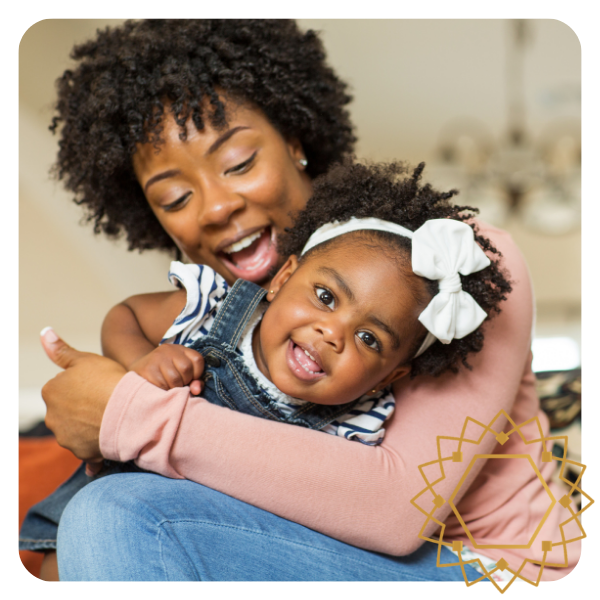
161, 262, 395, 445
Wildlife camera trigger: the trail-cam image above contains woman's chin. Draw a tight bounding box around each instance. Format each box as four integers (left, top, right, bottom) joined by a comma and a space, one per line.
220, 254, 278, 284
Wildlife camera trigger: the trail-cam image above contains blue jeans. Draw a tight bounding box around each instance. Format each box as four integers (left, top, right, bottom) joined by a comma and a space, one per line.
57, 473, 479, 581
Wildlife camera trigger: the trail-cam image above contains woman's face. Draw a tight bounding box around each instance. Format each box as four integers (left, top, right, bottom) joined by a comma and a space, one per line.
133, 101, 313, 287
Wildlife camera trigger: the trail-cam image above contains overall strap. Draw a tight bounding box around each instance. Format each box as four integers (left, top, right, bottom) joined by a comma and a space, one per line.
208, 279, 268, 349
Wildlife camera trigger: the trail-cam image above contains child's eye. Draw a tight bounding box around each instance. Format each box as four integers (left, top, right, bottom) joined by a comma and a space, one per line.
357, 331, 381, 352
316, 287, 335, 309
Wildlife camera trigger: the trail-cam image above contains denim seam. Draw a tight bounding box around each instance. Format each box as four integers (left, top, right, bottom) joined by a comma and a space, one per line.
229, 290, 266, 347
208, 348, 278, 420
155, 519, 433, 582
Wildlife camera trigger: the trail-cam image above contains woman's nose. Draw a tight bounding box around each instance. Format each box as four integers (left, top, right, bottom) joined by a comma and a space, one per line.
198, 180, 246, 228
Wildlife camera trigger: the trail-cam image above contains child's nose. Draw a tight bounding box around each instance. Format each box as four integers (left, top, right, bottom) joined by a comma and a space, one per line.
315, 317, 346, 352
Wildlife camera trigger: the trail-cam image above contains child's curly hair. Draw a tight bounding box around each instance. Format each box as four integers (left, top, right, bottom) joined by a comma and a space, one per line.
279, 160, 513, 378
50, 19, 355, 254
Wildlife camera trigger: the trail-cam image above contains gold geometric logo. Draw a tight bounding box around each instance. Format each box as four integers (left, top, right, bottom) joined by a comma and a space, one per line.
410, 410, 593, 593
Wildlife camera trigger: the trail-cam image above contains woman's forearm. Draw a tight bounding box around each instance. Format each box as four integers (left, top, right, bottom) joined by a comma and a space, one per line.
100, 225, 535, 554
101, 345, 527, 556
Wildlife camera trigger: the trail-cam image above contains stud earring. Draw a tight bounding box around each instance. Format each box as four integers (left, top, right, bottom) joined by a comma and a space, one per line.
371, 389, 377, 394
299, 158, 308, 167
270, 290, 275, 294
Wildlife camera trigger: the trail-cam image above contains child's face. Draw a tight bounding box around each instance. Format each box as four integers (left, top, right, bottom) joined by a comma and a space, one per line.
254, 241, 430, 405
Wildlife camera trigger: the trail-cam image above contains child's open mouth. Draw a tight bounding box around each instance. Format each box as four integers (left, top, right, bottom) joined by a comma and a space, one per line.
286, 340, 325, 382
219, 226, 279, 283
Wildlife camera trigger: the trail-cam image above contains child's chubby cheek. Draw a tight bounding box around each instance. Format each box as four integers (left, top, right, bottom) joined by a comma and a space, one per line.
264, 299, 314, 343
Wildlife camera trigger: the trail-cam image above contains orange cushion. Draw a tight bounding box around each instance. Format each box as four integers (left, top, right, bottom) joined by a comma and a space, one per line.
19, 437, 81, 578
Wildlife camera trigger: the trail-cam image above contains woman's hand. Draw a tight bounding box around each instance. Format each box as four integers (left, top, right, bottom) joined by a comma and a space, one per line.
40, 328, 127, 462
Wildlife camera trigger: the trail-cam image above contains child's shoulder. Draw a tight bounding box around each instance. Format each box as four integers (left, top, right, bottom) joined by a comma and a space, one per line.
161, 263, 230, 345
168, 262, 229, 293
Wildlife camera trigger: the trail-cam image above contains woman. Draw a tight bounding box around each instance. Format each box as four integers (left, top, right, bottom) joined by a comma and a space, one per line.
30, 19, 577, 581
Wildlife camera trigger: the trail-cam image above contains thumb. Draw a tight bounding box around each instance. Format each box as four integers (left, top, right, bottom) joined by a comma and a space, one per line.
40, 327, 88, 370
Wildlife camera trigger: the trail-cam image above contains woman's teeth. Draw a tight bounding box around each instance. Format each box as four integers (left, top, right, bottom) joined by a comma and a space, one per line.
223, 229, 264, 255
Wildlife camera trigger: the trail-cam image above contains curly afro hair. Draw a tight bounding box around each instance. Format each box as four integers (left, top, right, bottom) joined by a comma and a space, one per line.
278, 160, 513, 379
50, 19, 355, 255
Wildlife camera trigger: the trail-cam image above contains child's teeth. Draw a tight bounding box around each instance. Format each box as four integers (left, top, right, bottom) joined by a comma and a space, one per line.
302, 349, 321, 371
223, 229, 264, 254
304, 349, 316, 362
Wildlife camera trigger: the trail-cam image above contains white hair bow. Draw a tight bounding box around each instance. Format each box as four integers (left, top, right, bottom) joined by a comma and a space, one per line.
411, 220, 490, 355
301, 217, 491, 357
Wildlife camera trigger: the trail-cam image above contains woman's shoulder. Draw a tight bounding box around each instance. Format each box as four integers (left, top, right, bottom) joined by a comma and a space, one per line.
471, 219, 532, 291
473, 219, 520, 259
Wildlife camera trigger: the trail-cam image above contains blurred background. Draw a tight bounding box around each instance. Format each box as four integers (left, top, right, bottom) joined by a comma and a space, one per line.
19, 19, 581, 429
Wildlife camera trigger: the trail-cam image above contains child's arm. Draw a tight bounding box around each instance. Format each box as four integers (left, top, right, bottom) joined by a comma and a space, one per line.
101, 290, 187, 367
101, 291, 204, 394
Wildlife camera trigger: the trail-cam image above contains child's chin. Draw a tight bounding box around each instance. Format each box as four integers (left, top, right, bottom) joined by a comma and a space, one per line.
273, 379, 315, 404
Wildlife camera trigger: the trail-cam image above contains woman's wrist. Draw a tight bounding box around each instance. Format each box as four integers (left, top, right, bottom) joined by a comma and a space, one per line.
99, 371, 149, 461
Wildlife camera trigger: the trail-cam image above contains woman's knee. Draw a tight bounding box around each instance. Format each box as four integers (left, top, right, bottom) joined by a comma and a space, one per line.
60, 473, 172, 538
57, 473, 179, 580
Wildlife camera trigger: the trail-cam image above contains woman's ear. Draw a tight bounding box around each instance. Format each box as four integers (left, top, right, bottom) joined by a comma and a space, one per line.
286, 138, 307, 171
266, 256, 300, 301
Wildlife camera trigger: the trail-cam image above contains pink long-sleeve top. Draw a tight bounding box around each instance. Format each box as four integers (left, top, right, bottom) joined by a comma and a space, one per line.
100, 222, 580, 581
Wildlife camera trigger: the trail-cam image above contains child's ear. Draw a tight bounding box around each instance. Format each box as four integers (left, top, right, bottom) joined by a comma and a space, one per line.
371, 363, 412, 394
266, 255, 300, 301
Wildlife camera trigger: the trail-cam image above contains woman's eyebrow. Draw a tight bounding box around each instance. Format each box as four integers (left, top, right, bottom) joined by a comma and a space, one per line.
206, 126, 250, 155
143, 126, 251, 193
144, 169, 181, 193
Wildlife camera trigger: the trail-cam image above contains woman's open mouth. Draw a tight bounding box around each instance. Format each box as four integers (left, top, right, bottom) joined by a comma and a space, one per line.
286, 340, 325, 382
219, 226, 279, 283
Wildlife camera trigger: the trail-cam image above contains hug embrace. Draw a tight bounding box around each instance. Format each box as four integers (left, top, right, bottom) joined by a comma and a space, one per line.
21, 20, 580, 581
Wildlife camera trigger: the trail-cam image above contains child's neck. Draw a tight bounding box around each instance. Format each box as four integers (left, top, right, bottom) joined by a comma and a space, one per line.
251, 319, 272, 382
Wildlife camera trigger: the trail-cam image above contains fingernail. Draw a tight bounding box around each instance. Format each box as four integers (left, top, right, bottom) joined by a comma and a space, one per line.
40, 327, 59, 343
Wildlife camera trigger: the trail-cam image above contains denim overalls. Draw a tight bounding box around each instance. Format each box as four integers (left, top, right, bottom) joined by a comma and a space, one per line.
20, 279, 361, 552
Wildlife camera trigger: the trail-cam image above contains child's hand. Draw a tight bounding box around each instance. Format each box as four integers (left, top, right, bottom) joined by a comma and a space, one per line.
130, 345, 205, 395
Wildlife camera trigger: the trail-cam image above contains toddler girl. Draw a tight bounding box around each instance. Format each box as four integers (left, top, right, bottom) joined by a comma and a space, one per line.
101, 160, 511, 444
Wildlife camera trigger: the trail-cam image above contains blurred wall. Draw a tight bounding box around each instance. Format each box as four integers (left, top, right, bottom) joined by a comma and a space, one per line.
19, 19, 581, 423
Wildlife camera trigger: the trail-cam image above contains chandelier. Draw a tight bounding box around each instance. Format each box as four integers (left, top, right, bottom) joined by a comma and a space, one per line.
432, 20, 580, 235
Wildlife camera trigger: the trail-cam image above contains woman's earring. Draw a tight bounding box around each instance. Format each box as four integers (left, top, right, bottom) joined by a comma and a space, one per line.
299, 158, 308, 167
270, 290, 275, 294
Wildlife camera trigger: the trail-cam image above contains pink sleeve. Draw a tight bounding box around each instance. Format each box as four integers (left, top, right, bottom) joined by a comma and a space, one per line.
100, 224, 534, 556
